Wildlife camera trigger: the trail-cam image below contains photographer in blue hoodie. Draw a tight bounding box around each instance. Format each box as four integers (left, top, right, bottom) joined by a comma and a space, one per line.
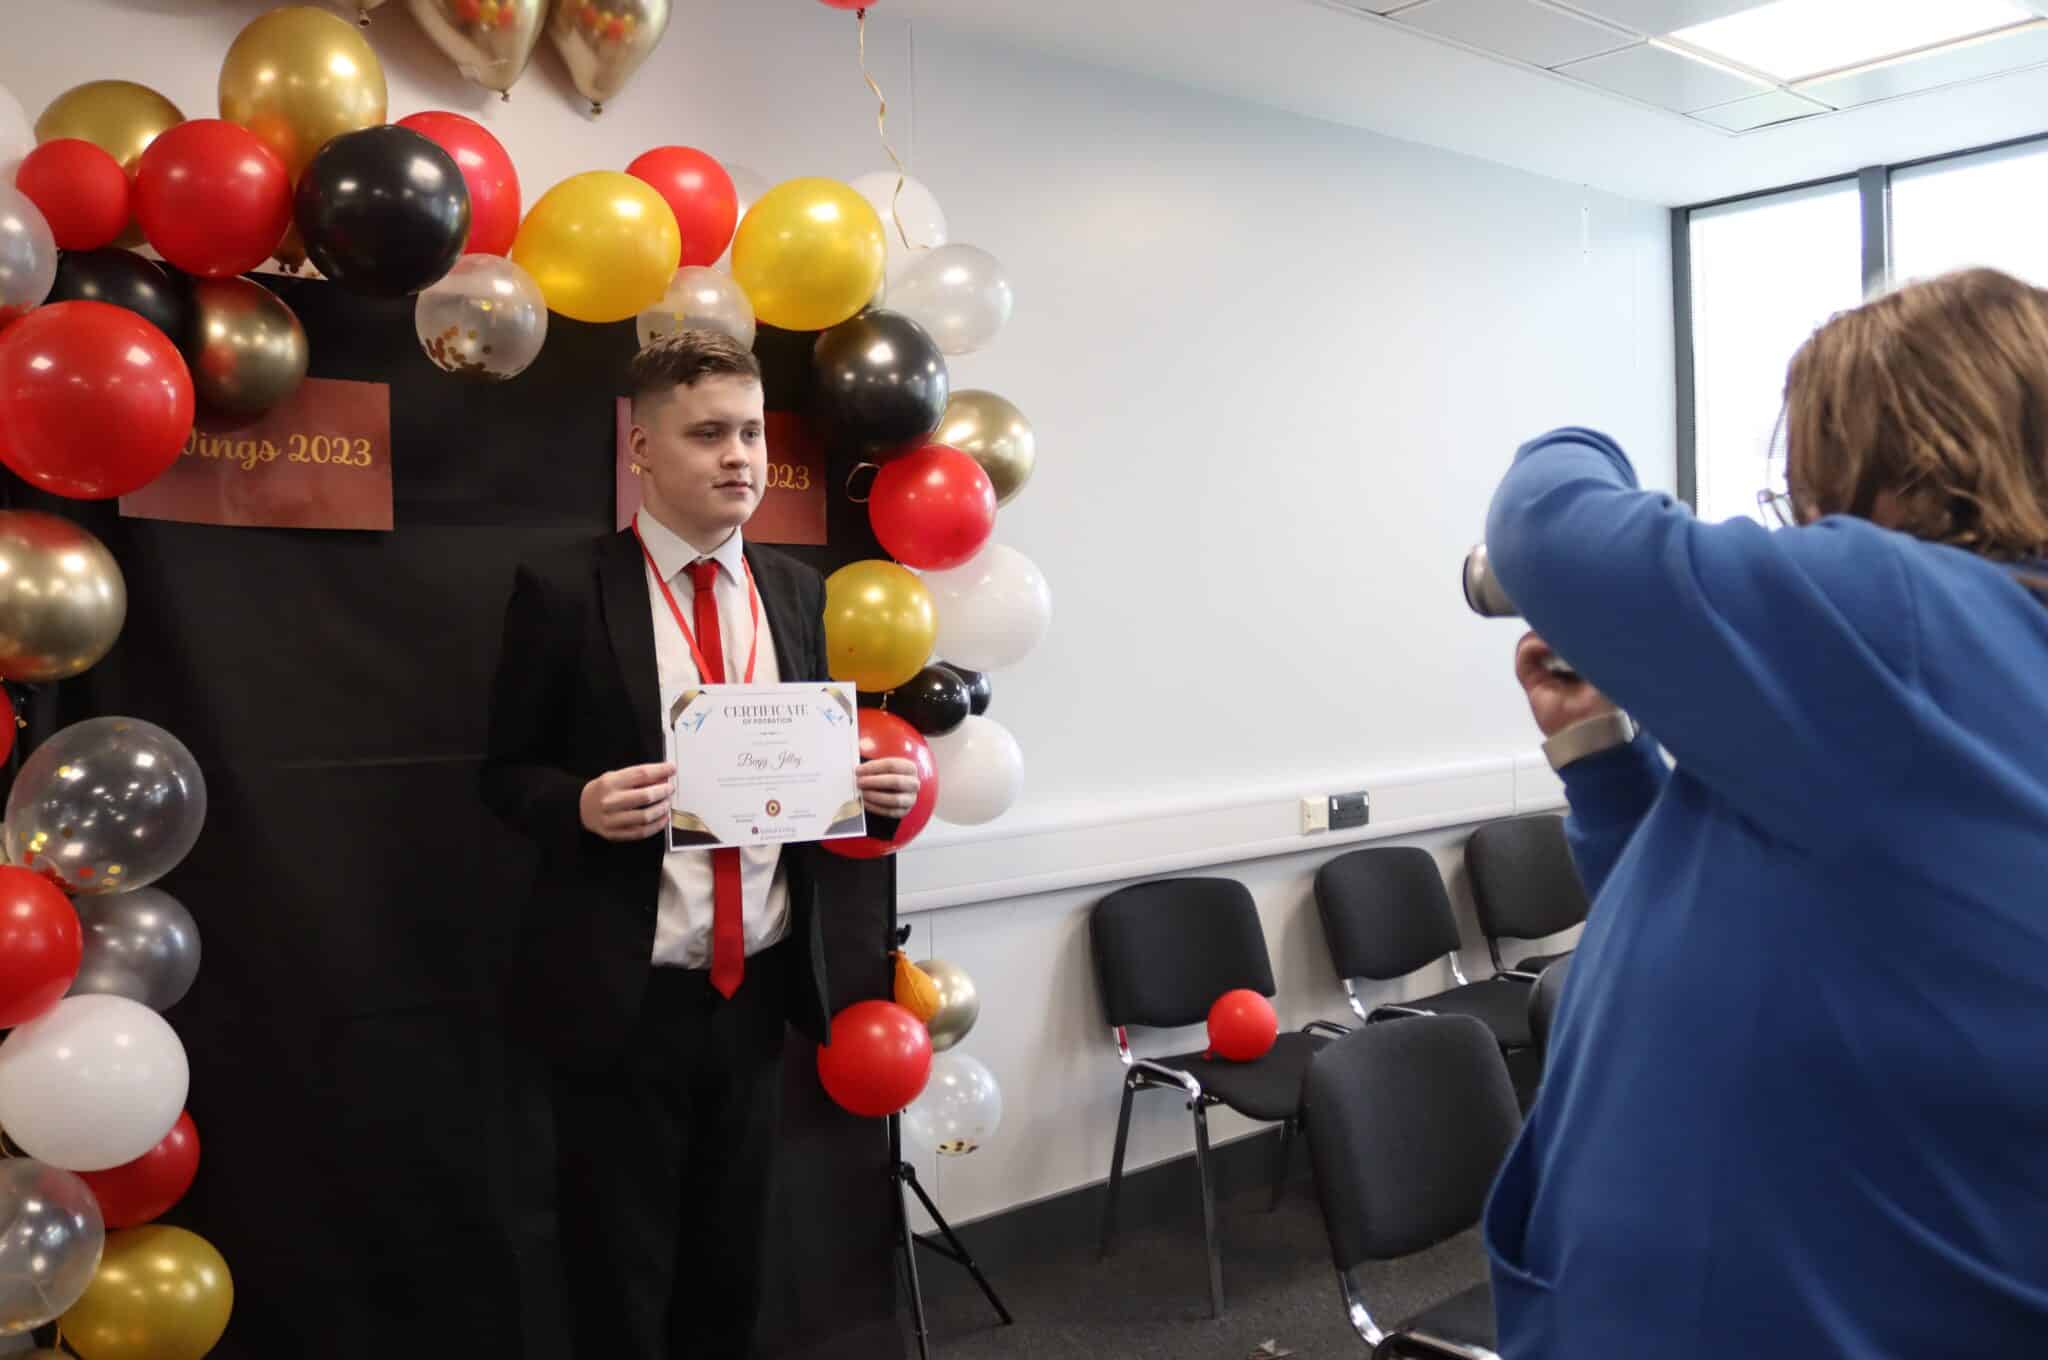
1482, 267, 2048, 1356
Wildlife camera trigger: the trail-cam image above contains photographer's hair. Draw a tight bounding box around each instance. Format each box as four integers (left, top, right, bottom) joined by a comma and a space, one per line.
627, 329, 761, 414
1785, 267, 2048, 562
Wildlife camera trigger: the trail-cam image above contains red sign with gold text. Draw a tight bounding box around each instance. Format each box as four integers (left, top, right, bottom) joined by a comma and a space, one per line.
120, 378, 394, 532
614, 398, 827, 545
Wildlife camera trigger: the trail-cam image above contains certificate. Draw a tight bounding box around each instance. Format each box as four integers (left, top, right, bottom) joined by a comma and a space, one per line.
669, 682, 867, 850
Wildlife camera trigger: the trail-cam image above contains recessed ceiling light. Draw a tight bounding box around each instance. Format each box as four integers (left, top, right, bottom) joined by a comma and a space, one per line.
1667, 0, 2034, 83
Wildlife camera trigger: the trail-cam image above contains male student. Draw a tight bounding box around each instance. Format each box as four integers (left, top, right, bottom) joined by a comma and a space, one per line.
482, 329, 921, 1357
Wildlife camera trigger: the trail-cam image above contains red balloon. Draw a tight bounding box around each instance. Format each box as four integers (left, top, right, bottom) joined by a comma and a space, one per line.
626, 146, 738, 269
824, 709, 937, 860
0, 866, 81, 1028
396, 111, 522, 257
80, 1110, 200, 1228
0, 300, 195, 499
134, 119, 292, 278
817, 999, 932, 1117
14, 139, 131, 252
1207, 989, 1278, 1062
870, 444, 998, 570
0, 687, 14, 766
818, 0, 869, 7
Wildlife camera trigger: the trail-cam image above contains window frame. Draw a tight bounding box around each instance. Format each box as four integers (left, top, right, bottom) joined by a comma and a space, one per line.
1672, 128, 2048, 508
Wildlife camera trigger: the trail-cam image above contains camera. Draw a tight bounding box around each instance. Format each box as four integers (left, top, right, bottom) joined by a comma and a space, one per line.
1462, 543, 1518, 618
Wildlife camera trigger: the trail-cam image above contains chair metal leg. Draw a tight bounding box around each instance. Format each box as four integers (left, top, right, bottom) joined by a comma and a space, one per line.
1191, 1100, 1224, 1318
1100, 1075, 1137, 1258
1268, 1117, 1293, 1212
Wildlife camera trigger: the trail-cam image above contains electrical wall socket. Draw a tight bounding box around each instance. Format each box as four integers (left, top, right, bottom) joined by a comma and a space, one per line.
1300, 796, 1330, 834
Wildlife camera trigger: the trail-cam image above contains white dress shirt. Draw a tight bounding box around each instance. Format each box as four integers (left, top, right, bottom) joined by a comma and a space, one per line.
637, 511, 791, 968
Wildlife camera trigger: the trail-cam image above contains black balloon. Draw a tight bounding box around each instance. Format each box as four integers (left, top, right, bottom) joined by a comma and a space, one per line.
857, 690, 887, 710
45, 249, 189, 344
941, 664, 993, 716
295, 126, 470, 297
884, 665, 971, 737
813, 308, 949, 455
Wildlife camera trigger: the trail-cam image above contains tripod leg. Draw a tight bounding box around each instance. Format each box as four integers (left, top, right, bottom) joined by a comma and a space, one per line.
902, 1162, 1015, 1326
895, 1161, 931, 1360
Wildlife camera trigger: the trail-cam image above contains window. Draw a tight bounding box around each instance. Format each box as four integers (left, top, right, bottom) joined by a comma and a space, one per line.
1687, 181, 1864, 525
1892, 139, 2048, 287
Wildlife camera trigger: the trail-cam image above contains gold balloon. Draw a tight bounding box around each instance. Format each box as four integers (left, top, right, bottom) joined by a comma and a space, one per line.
824, 560, 935, 694
730, 178, 886, 333
219, 5, 388, 182
547, 0, 671, 115
0, 512, 126, 683
61, 1227, 232, 1360
34, 80, 184, 176
409, 0, 548, 98
916, 957, 980, 1053
937, 390, 1036, 506
188, 278, 310, 418
512, 171, 679, 323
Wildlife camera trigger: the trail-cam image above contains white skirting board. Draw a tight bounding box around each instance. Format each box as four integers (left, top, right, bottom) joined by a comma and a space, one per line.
898, 749, 1568, 913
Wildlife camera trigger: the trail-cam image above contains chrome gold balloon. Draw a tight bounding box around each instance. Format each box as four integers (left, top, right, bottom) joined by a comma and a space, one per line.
33, 80, 184, 175
218, 5, 388, 182
59, 1226, 232, 1360
916, 957, 980, 1053
408, 0, 548, 99
936, 390, 1036, 507
547, 0, 671, 115
0, 513, 126, 684
187, 277, 309, 418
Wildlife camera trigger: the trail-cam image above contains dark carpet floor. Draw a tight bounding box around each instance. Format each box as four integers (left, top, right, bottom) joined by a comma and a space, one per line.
909, 1177, 1488, 1360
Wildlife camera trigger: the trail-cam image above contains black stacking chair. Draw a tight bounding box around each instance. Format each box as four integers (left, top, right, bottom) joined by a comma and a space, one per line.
1314, 846, 1534, 1051
1529, 956, 1571, 1056
1304, 1014, 1521, 1359
1091, 877, 1347, 1318
1464, 815, 1588, 980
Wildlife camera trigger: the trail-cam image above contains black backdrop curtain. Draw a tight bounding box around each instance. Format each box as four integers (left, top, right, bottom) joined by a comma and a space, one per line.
13, 276, 901, 1358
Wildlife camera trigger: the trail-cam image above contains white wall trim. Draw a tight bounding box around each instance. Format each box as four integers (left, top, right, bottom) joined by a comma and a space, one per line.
898, 749, 1567, 913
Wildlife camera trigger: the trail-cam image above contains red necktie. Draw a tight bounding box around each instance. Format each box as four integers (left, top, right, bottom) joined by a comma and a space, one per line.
687, 558, 745, 998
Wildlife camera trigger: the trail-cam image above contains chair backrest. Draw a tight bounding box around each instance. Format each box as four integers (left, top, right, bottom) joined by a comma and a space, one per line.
1530, 956, 1571, 1053
1314, 847, 1461, 982
1304, 1014, 1521, 1268
1090, 878, 1276, 1030
1465, 815, 1589, 943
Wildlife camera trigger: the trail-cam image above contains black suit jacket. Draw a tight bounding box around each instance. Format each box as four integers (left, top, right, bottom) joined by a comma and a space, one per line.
481, 528, 833, 1067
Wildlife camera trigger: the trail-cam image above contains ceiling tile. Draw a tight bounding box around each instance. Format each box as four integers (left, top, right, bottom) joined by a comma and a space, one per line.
1688, 88, 1832, 130
1796, 21, 2048, 107
1394, 0, 1634, 67
1558, 0, 1773, 36
1556, 39, 1774, 110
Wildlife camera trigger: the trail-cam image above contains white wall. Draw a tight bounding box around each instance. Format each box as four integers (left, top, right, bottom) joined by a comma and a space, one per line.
5, 0, 1665, 1226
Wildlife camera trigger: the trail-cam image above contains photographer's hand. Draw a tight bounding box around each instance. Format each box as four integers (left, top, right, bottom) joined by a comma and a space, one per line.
1516, 632, 1617, 738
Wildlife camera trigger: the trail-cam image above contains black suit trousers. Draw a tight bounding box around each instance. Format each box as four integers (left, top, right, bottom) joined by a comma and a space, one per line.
552, 942, 792, 1359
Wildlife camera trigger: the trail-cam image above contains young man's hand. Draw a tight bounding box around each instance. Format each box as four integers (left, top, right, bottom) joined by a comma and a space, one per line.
856, 758, 921, 817
580, 763, 676, 841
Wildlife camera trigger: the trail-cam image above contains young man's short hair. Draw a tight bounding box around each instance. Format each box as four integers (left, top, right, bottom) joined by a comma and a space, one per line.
627, 330, 762, 412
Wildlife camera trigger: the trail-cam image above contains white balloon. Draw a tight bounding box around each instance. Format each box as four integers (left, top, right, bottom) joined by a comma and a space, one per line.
890, 244, 1014, 357
929, 715, 1022, 826
924, 544, 1051, 673
0, 995, 189, 1172
0, 185, 55, 331
850, 171, 947, 283
637, 265, 756, 349
717, 163, 770, 272
903, 1052, 1003, 1156
0, 84, 29, 183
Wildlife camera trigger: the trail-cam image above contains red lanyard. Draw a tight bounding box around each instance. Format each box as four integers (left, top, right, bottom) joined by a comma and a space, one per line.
634, 523, 761, 684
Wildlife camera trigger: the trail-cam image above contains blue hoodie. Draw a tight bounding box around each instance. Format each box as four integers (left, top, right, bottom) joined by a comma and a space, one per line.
1481, 428, 2048, 1357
